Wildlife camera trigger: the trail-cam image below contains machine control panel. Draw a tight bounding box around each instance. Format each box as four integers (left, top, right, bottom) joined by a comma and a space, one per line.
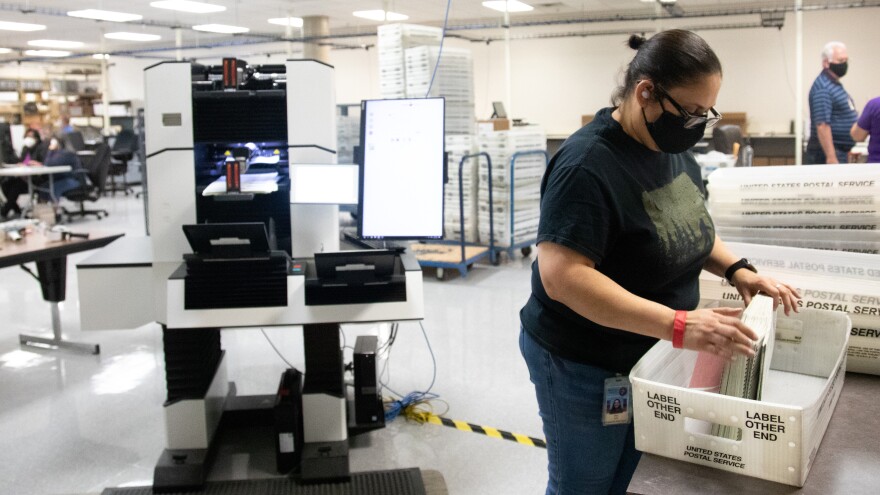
290, 261, 305, 275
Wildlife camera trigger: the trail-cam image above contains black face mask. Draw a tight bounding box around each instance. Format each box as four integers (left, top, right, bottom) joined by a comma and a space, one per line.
829, 61, 848, 78
642, 108, 707, 154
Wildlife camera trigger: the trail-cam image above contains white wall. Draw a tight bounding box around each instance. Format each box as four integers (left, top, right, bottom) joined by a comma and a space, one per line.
106, 58, 154, 107
334, 7, 880, 137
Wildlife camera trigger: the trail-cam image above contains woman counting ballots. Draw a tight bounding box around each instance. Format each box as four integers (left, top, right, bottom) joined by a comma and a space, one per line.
519, 30, 802, 494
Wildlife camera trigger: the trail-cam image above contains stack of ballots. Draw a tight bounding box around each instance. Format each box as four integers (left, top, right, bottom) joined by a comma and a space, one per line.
712, 295, 776, 440
444, 135, 479, 242
405, 45, 475, 135
707, 164, 880, 254
476, 127, 546, 248
377, 24, 441, 100
699, 241, 880, 375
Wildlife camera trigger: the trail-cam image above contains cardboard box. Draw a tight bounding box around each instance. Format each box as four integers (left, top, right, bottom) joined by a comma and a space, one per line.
630, 308, 850, 486
581, 114, 594, 127
477, 118, 510, 132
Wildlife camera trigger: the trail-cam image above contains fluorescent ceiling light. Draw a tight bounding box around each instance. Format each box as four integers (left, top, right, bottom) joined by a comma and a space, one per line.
150, 1, 226, 14
67, 9, 143, 22
93, 53, 110, 60
25, 49, 71, 57
0, 48, 12, 54
268, 17, 304, 28
481, 1, 534, 13
105, 32, 162, 41
352, 10, 409, 21
28, 39, 85, 49
383, 11, 409, 21
0, 20, 47, 32
192, 24, 250, 34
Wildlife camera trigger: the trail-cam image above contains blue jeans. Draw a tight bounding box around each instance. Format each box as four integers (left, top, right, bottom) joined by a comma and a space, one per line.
520, 328, 641, 495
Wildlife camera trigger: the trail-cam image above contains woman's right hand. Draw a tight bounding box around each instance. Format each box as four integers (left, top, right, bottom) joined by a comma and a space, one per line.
681, 307, 758, 359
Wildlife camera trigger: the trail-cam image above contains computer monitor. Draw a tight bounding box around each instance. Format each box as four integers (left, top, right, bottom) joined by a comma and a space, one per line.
9, 124, 25, 155
491, 101, 507, 119
357, 97, 445, 240
290, 163, 359, 205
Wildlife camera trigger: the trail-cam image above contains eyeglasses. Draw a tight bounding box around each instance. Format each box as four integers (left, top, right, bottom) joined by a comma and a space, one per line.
655, 87, 723, 129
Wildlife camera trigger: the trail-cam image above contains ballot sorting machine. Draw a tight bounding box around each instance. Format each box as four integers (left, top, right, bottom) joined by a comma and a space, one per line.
76, 59, 425, 492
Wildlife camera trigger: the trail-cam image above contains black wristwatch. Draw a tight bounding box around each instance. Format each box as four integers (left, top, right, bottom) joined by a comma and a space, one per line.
724, 258, 757, 284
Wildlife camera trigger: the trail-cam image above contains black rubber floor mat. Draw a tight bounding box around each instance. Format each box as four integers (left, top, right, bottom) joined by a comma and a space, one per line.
101, 468, 426, 495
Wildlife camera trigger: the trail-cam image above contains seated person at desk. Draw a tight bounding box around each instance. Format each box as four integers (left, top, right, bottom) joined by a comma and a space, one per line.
35, 137, 83, 200
1, 129, 50, 218
851, 96, 879, 163
59, 114, 74, 135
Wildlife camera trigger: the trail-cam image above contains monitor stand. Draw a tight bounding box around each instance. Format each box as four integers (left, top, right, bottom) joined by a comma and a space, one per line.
342, 232, 407, 253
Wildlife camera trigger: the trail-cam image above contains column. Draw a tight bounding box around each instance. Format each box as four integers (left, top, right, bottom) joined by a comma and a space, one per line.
302, 16, 330, 64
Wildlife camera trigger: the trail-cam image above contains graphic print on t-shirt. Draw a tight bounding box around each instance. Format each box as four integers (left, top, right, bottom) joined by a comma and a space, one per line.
641, 173, 714, 266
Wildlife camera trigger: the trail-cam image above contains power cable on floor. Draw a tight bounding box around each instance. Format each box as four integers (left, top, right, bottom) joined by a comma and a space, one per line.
382, 320, 439, 422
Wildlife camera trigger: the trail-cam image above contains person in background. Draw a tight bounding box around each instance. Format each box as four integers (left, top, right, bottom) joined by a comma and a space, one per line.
59, 114, 74, 135
21, 128, 49, 164
805, 41, 857, 164
519, 29, 801, 495
0, 129, 49, 217
851, 96, 880, 163
34, 137, 82, 200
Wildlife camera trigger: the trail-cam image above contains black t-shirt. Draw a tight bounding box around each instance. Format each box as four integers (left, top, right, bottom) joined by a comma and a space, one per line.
520, 107, 715, 373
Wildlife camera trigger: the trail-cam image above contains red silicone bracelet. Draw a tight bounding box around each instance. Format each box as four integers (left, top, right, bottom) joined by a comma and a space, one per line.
672, 310, 687, 349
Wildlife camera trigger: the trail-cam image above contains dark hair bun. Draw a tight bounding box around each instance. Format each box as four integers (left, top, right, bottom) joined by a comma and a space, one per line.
628, 34, 646, 50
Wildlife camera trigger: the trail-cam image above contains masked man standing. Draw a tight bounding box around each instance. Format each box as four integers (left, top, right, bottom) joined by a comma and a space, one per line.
806, 41, 858, 164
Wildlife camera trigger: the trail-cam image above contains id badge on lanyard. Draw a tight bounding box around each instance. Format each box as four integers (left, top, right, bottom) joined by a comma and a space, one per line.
602, 375, 632, 426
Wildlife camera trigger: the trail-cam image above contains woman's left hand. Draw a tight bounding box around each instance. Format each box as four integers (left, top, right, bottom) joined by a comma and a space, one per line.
730, 270, 801, 315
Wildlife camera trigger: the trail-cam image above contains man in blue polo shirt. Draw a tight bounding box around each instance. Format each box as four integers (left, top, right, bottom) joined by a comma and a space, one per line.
806, 41, 857, 164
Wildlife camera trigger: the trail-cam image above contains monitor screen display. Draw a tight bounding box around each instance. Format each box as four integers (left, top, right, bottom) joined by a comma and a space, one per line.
358, 97, 445, 240
492, 101, 507, 119
291, 163, 359, 205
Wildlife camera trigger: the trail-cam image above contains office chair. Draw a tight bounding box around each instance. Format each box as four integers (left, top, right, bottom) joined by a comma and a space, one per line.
712, 124, 744, 154
108, 129, 137, 196
61, 143, 110, 221
62, 130, 87, 152
712, 124, 745, 166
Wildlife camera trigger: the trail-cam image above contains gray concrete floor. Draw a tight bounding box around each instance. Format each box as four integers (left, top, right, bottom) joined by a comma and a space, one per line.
0, 191, 548, 494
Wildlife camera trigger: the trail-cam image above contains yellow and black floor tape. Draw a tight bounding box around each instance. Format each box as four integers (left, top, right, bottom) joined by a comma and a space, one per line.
418, 412, 547, 449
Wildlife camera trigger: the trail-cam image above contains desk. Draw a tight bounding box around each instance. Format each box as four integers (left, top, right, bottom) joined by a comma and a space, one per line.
748, 135, 797, 165
627, 372, 880, 494
0, 165, 73, 215
0, 229, 123, 353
